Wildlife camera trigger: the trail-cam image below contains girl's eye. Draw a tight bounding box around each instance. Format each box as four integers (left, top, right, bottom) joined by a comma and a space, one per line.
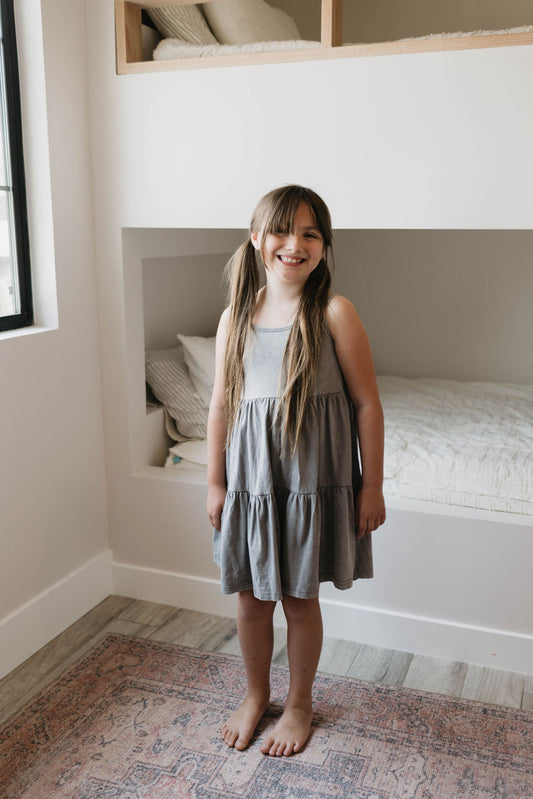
305, 233, 319, 239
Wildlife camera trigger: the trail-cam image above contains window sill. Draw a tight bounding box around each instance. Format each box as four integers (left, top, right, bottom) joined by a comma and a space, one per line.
0, 324, 56, 342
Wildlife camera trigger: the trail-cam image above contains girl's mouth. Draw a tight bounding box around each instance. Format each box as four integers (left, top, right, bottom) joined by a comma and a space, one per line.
277, 255, 305, 265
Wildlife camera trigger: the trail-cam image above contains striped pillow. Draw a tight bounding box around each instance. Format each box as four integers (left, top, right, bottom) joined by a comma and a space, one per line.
177, 334, 216, 408
146, 5, 217, 45
145, 346, 208, 440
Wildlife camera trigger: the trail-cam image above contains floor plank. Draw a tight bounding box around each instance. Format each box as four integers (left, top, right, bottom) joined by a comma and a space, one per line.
148, 608, 221, 648
402, 654, 468, 697
347, 644, 413, 686
214, 631, 242, 657
461, 665, 524, 709
318, 637, 362, 676
116, 598, 179, 628
197, 616, 238, 652
217, 626, 287, 660
522, 674, 533, 711
522, 693, 533, 711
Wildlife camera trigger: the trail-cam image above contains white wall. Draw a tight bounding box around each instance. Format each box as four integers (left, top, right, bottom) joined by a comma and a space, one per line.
0, 0, 109, 677
333, 230, 533, 383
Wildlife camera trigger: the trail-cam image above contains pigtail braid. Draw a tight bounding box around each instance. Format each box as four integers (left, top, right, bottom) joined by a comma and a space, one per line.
278, 258, 331, 452
223, 239, 259, 443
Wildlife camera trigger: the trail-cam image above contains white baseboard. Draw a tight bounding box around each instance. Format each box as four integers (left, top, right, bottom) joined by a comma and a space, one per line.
0, 550, 113, 680
4, 556, 529, 681
317, 599, 533, 674
112, 562, 533, 674
112, 561, 239, 618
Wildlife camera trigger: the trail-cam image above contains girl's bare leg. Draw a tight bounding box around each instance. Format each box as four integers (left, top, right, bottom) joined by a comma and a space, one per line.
260, 595, 323, 757
221, 590, 276, 751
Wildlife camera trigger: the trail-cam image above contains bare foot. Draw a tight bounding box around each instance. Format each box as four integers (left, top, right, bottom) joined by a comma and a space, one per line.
260, 702, 313, 757
221, 694, 269, 751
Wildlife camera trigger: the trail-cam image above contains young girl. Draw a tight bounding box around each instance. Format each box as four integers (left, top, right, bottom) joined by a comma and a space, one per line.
207, 185, 386, 758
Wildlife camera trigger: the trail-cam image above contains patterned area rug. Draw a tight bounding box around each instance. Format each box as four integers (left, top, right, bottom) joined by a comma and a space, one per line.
1, 635, 532, 799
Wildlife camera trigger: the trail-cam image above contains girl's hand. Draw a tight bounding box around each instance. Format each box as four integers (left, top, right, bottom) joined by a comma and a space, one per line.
207, 485, 227, 531
356, 484, 386, 538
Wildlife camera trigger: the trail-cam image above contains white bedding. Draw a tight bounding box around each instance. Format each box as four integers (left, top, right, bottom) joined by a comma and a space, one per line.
397, 24, 533, 43
379, 377, 533, 515
166, 438, 208, 470
165, 378, 533, 515
154, 38, 320, 61
153, 25, 533, 62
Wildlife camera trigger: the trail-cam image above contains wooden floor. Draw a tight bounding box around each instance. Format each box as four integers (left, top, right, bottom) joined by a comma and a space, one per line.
0, 595, 532, 727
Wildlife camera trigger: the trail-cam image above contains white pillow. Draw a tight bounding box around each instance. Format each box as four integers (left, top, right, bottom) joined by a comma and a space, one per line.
177, 334, 216, 407
169, 438, 208, 466
145, 346, 208, 440
147, 5, 217, 45
202, 0, 300, 45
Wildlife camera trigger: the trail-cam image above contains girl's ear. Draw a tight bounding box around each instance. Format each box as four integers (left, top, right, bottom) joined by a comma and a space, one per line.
250, 232, 261, 251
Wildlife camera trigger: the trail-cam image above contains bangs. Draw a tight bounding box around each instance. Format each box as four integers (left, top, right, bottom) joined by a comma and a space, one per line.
263, 191, 310, 237
253, 186, 332, 250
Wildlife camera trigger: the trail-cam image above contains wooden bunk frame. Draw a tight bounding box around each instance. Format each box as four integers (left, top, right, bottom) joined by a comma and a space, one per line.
115, 0, 533, 75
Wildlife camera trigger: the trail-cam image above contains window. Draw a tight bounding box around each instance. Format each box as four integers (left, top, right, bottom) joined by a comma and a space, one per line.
0, 0, 31, 332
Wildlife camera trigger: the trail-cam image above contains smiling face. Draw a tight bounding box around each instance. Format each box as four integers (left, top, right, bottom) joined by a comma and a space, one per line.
251, 201, 325, 287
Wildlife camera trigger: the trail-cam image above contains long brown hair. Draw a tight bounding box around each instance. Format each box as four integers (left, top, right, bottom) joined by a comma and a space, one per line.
224, 185, 333, 451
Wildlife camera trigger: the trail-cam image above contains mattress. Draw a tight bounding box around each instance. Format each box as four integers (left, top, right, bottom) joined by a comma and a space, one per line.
165, 378, 533, 516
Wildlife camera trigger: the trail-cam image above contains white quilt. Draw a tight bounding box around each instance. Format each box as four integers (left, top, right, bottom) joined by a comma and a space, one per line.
378, 377, 533, 515
154, 38, 319, 61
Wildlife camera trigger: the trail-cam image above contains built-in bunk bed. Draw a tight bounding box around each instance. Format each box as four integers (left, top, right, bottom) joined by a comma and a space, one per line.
116, 2, 533, 672
115, 0, 533, 74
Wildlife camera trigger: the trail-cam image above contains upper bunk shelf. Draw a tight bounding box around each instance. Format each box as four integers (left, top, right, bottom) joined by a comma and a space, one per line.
115, 0, 533, 75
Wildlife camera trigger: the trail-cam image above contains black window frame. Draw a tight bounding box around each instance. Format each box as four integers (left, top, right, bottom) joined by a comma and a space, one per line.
0, 0, 32, 332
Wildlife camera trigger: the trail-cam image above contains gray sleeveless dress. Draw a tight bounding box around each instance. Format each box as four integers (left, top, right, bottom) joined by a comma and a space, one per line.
213, 323, 373, 601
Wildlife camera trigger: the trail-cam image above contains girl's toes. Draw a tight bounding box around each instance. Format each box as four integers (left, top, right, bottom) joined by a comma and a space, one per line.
273, 740, 286, 757
222, 728, 238, 747
260, 737, 273, 755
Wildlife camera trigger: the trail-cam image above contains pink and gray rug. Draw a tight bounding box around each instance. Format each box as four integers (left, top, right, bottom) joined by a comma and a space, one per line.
1, 634, 532, 798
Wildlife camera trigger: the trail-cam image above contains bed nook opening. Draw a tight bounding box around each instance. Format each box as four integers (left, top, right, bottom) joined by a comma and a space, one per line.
126, 226, 533, 522
115, 0, 533, 74
123, 226, 246, 476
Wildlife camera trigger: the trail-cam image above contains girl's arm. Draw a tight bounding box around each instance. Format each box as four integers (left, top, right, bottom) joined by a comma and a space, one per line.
327, 295, 386, 538
206, 308, 230, 531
